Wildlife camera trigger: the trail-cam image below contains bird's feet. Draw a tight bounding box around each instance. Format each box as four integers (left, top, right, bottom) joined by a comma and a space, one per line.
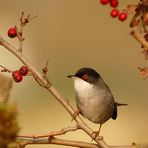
71, 110, 80, 122
91, 131, 103, 141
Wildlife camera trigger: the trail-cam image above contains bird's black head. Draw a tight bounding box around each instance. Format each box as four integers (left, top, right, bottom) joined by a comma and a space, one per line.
68, 67, 100, 84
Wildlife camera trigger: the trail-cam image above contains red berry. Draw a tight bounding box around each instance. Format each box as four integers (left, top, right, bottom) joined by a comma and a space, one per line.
12, 70, 23, 82
119, 12, 127, 21
19, 66, 28, 76
100, 0, 110, 5
110, 0, 118, 8
110, 9, 119, 17
8, 27, 17, 38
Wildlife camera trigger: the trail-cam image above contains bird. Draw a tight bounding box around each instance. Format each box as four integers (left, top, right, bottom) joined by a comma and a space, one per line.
68, 67, 127, 138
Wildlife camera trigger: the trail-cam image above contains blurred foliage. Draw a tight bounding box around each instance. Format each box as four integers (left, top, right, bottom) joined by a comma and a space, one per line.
0, 102, 20, 147
8, 143, 19, 148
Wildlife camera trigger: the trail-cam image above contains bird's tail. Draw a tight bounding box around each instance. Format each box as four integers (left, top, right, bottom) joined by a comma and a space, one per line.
115, 102, 128, 106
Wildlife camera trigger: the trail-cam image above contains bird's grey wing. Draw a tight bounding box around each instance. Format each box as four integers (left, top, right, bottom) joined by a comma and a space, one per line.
103, 82, 118, 120
103, 80, 128, 120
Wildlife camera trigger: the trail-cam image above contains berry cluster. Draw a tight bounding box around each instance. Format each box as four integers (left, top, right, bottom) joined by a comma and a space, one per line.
100, 0, 127, 22
7, 28, 29, 82
12, 66, 28, 82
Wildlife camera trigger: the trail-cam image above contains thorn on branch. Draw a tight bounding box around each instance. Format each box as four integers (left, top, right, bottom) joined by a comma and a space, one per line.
24, 14, 30, 24
20, 11, 24, 25
42, 59, 49, 76
41, 59, 51, 88
20, 12, 38, 26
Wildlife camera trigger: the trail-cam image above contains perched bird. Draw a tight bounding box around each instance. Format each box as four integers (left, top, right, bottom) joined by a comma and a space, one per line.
68, 67, 127, 138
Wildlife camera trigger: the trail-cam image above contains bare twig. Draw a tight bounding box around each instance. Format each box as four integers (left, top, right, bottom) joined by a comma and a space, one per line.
18, 125, 80, 139
17, 137, 136, 148
29, 15, 38, 21
0, 64, 12, 73
17, 137, 99, 148
32, 73, 46, 87
16, 126, 136, 148
42, 59, 51, 87
16, 12, 38, 52
130, 30, 148, 49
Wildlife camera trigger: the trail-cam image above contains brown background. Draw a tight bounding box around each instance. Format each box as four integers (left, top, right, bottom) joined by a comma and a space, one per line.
0, 0, 147, 147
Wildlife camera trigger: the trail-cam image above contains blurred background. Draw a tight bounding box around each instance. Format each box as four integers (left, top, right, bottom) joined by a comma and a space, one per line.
0, 0, 148, 147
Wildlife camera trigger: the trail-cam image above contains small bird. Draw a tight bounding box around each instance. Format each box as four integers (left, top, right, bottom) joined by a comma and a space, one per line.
68, 67, 127, 138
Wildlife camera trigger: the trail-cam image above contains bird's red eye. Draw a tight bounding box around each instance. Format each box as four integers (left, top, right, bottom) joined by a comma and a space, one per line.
82, 74, 88, 80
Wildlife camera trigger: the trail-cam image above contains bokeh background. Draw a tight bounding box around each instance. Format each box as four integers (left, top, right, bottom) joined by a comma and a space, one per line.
0, 0, 148, 147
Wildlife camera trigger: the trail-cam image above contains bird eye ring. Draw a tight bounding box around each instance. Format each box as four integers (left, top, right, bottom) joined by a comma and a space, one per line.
82, 74, 88, 80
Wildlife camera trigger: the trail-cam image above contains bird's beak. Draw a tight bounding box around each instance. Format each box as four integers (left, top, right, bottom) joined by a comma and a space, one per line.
67, 75, 75, 78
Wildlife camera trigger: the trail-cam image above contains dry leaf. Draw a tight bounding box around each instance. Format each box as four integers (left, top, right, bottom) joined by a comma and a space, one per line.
138, 67, 148, 79
127, 4, 137, 14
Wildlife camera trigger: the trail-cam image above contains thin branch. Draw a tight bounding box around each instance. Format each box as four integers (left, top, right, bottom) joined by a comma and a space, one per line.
130, 30, 148, 50
32, 73, 45, 87
16, 126, 136, 148
29, 15, 38, 21
17, 137, 99, 148
16, 12, 38, 52
17, 125, 80, 139
42, 59, 51, 86
20, 11, 24, 25
0, 64, 12, 73
17, 137, 136, 148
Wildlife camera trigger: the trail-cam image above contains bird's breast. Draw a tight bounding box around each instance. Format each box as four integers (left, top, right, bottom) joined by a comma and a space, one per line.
74, 79, 114, 124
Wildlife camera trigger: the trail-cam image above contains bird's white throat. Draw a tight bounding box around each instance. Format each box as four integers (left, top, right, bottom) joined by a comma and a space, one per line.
73, 78, 94, 95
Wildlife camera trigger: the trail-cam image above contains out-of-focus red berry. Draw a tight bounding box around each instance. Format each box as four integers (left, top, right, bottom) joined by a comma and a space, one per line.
119, 12, 127, 21
110, 0, 118, 8
8, 28, 17, 38
12, 70, 23, 82
100, 0, 110, 5
19, 66, 28, 76
110, 9, 119, 17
